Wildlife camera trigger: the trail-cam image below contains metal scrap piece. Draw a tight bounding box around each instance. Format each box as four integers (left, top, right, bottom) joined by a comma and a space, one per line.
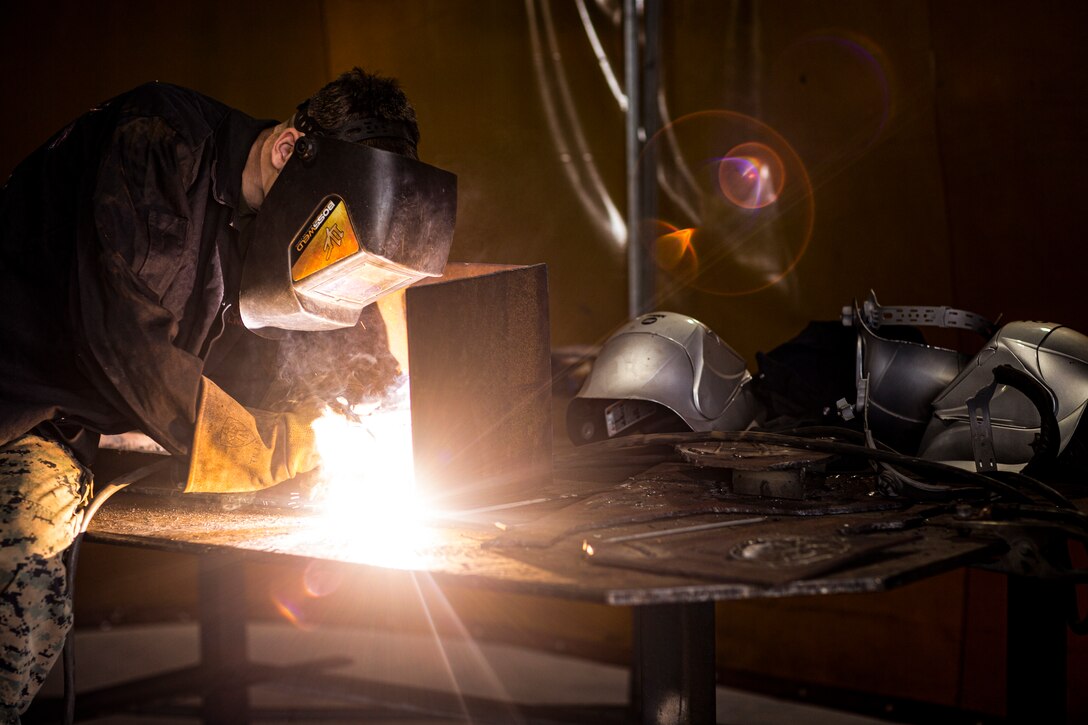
675, 441, 832, 471
490, 463, 904, 549
676, 441, 835, 500
586, 524, 920, 586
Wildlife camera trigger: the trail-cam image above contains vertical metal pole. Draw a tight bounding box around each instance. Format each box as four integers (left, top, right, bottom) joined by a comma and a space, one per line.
1006, 575, 1067, 723
641, 0, 661, 311
625, 0, 660, 318
199, 552, 250, 724
623, 0, 642, 318
632, 602, 716, 725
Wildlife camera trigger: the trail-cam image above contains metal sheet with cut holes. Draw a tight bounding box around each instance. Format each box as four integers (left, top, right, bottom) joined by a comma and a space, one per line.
585, 517, 921, 587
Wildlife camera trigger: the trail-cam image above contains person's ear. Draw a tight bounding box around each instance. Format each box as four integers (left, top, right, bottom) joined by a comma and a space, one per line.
270, 127, 304, 171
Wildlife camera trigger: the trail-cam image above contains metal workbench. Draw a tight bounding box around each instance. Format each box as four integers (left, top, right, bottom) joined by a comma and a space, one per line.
74, 456, 1064, 725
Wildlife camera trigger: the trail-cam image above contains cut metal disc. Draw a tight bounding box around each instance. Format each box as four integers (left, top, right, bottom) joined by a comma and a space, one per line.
675, 441, 833, 471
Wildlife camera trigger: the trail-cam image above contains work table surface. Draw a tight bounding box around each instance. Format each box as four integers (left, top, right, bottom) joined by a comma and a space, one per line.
86, 470, 1004, 607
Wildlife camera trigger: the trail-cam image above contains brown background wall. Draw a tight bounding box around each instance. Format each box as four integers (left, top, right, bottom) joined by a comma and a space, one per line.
3, 0, 1087, 719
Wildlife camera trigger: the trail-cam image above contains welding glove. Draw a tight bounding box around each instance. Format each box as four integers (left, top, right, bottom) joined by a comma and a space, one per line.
186, 377, 322, 493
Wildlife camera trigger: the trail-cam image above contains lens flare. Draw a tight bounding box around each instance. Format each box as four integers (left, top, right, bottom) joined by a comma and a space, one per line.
652, 222, 698, 277
767, 30, 892, 157
717, 142, 785, 210
271, 594, 312, 630
643, 111, 814, 297
303, 561, 345, 598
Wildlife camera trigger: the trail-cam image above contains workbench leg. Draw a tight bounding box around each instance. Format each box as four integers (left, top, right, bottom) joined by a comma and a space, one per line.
199, 552, 250, 725
631, 602, 716, 725
1006, 575, 1067, 723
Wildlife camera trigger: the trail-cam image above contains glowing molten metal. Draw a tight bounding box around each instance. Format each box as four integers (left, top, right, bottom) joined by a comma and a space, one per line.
308, 376, 439, 570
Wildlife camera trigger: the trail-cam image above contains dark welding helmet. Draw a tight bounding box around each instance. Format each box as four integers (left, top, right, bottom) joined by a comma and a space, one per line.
567, 312, 757, 444
918, 322, 1088, 471
239, 128, 457, 334
841, 291, 995, 453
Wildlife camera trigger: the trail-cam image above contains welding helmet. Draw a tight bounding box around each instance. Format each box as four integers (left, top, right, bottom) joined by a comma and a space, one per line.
841, 291, 995, 453
567, 312, 756, 445
239, 121, 457, 334
917, 321, 1088, 471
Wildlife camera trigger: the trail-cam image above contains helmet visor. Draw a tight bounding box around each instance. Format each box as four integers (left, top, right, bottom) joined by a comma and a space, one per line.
240, 136, 457, 334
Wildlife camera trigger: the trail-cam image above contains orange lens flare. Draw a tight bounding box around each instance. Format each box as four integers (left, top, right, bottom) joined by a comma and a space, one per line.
271, 595, 311, 630
653, 226, 698, 276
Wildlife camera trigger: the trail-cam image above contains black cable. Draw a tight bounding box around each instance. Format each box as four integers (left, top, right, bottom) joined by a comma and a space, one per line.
986, 469, 1077, 510
986, 503, 1088, 536
768, 424, 1076, 508
783, 424, 1070, 502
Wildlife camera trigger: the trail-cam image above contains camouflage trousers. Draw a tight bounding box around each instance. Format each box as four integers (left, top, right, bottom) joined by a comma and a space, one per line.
0, 434, 90, 716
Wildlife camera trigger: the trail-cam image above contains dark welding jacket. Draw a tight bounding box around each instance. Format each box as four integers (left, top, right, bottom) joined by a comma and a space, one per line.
0, 82, 277, 463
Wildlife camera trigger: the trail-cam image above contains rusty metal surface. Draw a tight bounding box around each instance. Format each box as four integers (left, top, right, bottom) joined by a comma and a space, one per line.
86, 471, 1003, 607
675, 442, 836, 499
405, 263, 553, 508
490, 463, 905, 548
675, 441, 832, 471
585, 516, 921, 586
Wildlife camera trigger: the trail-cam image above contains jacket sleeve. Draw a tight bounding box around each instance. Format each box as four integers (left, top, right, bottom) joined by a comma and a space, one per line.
71, 114, 212, 455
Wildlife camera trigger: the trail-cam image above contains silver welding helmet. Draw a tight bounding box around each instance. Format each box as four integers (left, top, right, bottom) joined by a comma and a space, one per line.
567, 312, 756, 444
841, 291, 995, 453
917, 322, 1088, 470
239, 133, 457, 334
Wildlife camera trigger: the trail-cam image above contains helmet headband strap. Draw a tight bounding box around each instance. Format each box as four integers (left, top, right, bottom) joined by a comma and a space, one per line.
294, 100, 418, 147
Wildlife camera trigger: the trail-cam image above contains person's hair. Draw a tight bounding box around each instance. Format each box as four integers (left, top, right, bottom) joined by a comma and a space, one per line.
295, 67, 420, 159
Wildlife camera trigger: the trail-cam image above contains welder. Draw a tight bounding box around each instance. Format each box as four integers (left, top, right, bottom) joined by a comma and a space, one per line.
0, 68, 456, 720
